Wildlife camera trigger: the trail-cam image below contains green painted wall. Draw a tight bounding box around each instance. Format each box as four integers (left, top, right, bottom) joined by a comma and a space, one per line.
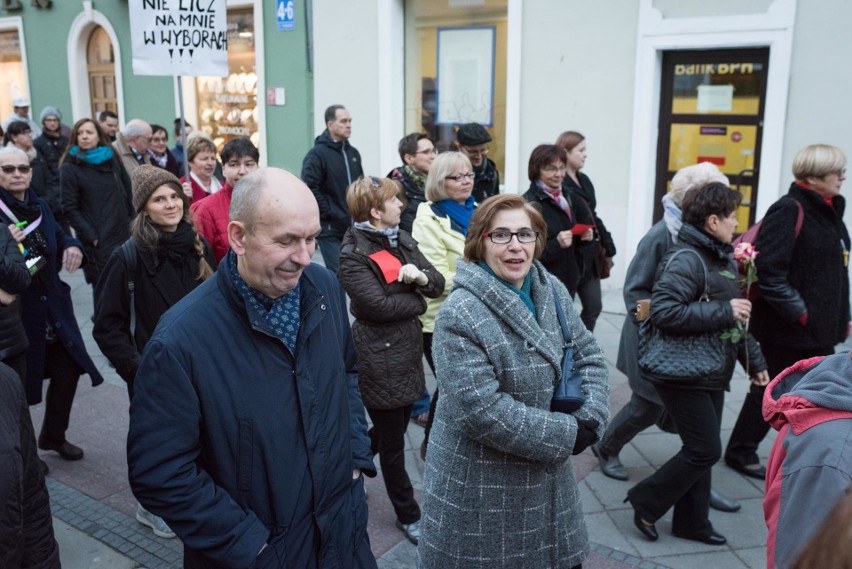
260, 0, 314, 171
9, 0, 313, 165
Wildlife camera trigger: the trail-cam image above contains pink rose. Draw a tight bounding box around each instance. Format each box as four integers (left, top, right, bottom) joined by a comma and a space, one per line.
734, 242, 758, 262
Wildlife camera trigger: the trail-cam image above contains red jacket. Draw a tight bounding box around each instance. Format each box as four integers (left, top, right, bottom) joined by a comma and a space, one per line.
190, 183, 233, 262
180, 175, 218, 205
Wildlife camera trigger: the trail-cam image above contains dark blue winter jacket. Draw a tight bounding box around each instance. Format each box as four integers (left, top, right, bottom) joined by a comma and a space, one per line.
128, 253, 376, 569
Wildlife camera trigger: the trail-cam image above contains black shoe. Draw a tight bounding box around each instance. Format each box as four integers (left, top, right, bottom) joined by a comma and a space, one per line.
38, 438, 84, 461
725, 457, 766, 480
673, 529, 727, 545
624, 497, 658, 541
709, 488, 741, 512
592, 443, 628, 481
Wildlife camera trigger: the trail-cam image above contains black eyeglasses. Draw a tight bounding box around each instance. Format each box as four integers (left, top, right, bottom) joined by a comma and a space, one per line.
413, 148, 438, 156
1, 165, 32, 174
483, 230, 539, 244
445, 172, 475, 182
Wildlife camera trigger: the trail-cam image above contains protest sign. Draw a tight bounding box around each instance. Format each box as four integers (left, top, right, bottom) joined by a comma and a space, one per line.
129, 0, 229, 77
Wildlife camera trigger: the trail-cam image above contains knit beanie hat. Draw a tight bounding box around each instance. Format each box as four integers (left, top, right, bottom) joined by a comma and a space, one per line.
39, 106, 62, 123
131, 165, 183, 212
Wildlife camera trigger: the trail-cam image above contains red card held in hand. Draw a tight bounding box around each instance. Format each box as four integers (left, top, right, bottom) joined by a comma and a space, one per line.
570, 224, 594, 236
368, 249, 403, 283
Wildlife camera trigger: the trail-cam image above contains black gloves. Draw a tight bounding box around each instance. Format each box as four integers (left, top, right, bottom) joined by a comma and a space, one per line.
572, 418, 600, 455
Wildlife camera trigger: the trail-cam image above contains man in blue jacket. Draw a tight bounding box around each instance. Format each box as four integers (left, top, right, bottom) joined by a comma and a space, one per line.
128, 168, 377, 569
301, 104, 364, 273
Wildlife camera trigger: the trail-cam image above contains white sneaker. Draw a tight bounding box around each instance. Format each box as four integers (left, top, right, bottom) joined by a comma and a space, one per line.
396, 519, 421, 545
136, 503, 176, 539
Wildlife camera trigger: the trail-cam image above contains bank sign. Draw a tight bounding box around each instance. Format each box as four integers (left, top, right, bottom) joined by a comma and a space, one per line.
129, 0, 229, 77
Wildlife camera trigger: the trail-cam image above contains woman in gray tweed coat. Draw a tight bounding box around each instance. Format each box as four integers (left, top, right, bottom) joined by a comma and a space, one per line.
417, 195, 609, 569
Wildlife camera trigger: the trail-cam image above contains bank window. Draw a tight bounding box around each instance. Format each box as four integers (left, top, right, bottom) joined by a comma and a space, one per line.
0, 27, 28, 120
195, 7, 258, 150
404, 0, 508, 174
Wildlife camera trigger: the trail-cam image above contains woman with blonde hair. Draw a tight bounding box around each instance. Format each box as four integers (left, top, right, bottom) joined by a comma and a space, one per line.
180, 131, 221, 203
411, 151, 476, 455
338, 175, 444, 545
93, 165, 216, 538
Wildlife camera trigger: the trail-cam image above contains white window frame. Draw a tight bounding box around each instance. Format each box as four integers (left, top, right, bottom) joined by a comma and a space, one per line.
0, 16, 31, 113
175, 0, 267, 165
67, 1, 126, 123
625, 0, 796, 256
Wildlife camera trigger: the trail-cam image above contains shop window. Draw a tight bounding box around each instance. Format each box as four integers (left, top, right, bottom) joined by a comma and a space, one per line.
86, 26, 117, 117
404, 0, 508, 173
0, 28, 27, 119
195, 7, 258, 150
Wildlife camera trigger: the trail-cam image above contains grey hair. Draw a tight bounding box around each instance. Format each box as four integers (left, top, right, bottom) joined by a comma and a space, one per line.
0, 145, 29, 162
122, 119, 150, 139
669, 162, 730, 208
425, 151, 473, 202
229, 168, 268, 233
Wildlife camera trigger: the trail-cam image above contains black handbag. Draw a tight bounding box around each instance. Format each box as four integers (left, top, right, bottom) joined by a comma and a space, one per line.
550, 282, 586, 413
637, 249, 730, 383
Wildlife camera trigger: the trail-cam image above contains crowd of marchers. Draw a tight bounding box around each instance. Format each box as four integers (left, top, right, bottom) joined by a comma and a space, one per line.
0, 96, 850, 569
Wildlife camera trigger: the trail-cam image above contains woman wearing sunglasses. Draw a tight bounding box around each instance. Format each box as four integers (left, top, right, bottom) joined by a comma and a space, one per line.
3, 120, 61, 226
0, 146, 103, 464
337, 176, 444, 545
60, 118, 133, 297
411, 151, 477, 459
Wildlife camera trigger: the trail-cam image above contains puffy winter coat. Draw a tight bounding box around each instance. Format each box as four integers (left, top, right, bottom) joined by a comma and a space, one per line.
0, 188, 104, 404
128, 255, 376, 569
751, 182, 851, 351
301, 130, 363, 231
648, 223, 766, 390
189, 182, 233, 262
417, 260, 609, 568
60, 152, 133, 284
0, 227, 30, 361
0, 363, 60, 569
523, 181, 582, 294
338, 227, 444, 409
410, 202, 466, 333
763, 352, 852, 569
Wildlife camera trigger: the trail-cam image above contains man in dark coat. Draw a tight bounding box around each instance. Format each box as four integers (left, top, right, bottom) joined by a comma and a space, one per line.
128, 168, 377, 569
301, 104, 364, 273
0, 362, 61, 569
453, 122, 500, 203
388, 132, 436, 233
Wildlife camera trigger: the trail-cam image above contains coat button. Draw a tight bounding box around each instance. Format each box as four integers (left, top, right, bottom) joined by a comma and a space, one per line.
320, 304, 326, 310
40, 296, 47, 302
54, 322, 62, 329
385, 343, 391, 347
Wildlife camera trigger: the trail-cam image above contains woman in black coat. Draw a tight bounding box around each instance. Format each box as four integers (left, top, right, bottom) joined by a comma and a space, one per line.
522, 144, 581, 294
4, 120, 61, 224
558, 131, 616, 332
93, 165, 215, 539
338, 176, 444, 545
725, 144, 850, 478
60, 118, 133, 292
626, 182, 768, 546
0, 145, 104, 462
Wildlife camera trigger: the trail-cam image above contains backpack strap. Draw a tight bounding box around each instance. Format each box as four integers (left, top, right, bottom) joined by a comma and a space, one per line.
119, 239, 138, 340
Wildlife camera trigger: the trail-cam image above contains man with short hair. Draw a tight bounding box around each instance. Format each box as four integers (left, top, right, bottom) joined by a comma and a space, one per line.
2, 97, 41, 137
128, 168, 376, 569
190, 137, 260, 261
33, 107, 69, 178
112, 119, 152, 176
98, 110, 119, 141
301, 104, 364, 273
388, 132, 436, 233
453, 122, 500, 203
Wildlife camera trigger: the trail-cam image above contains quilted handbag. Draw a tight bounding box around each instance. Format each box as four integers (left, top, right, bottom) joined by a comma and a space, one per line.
637, 249, 730, 383
550, 282, 586, 413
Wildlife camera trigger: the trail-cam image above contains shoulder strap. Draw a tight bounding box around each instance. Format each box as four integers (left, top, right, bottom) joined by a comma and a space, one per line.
550, 281, 571, 345
119, 239, 138, 338
793, 200, 804, 237
663, 248, 710, 301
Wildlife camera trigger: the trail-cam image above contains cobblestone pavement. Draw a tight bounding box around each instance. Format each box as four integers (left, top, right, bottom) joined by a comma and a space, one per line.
38, 264, 845, 568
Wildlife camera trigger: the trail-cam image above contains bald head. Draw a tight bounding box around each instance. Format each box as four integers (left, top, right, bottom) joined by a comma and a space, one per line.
228, 168, 322, 297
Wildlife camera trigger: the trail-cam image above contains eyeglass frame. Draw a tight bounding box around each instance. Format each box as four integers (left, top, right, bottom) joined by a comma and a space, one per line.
0, 164, 32, 174
541, 164, 567, 173
445, 172, 476, 182
482, 230, 540, 244
411, 147, 438, 156
461, 145, 489, 157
